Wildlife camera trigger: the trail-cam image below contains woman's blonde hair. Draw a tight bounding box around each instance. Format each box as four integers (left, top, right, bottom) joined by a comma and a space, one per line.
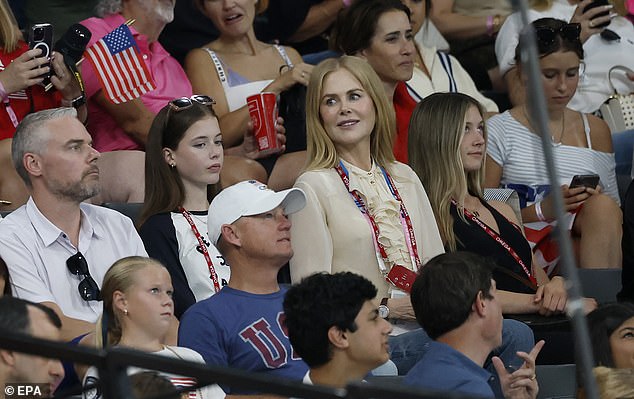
305, 55, 396, 171
578, 367, 634, 399
408, 92, 487, 251
96, 256, 165, 348
0, 0, 20, 53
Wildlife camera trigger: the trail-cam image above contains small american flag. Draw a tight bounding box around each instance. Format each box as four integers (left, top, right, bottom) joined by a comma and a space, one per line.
84, 24, 156, 104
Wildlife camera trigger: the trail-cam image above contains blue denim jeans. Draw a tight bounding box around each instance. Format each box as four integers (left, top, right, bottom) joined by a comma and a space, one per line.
388, 319, 534, 398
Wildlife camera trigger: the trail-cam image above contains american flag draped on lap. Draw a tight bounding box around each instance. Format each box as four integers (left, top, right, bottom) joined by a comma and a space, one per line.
84, 24, 156, 104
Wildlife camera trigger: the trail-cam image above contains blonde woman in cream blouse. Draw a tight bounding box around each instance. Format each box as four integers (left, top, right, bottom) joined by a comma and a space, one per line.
290, 56, 534, 379
289, 56, 444, 322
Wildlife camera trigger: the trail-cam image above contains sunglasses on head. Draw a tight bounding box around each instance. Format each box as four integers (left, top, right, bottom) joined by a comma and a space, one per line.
169, 95, 216, 111
535, 23, 581, 46
66, 252, 101, 301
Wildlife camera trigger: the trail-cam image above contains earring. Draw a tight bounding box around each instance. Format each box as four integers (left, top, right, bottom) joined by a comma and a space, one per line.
170, 163, 176, 168
124, 309, 129, 316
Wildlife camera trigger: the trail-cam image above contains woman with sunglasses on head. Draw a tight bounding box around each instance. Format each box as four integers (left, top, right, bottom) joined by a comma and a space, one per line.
486, 17, 622, 274
82, 256, 225, 399
408, 92, 597, 318
496, 0, 634, 114
185, 0, 311, 190
138, 97, 230, 320
497, 1, 634, 181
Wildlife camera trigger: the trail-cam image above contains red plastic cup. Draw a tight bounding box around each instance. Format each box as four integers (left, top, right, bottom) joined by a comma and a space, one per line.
247, 92, 281, 156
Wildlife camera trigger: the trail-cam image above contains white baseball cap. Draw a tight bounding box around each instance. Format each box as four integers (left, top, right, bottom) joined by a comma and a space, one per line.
208, 180, 306, 245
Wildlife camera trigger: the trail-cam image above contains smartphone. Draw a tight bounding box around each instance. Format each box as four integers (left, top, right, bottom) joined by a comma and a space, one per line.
570, 174, 600, 189
583, 0, 611, 29
28, 23, 54, 86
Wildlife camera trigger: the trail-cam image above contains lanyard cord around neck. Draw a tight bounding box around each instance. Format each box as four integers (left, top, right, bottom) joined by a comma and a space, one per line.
452, 199, 537, 286
334, 161, 422, 275
178, 207, 221, 293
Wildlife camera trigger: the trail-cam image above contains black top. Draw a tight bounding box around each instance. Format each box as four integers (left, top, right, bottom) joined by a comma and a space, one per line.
262, 0, 331, 55
139, 211, 230, 319
139, 212, 195, 318
451, 198, 535, 294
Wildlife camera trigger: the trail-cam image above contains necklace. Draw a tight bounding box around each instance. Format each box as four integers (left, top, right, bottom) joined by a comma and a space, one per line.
522, 106, 565, 147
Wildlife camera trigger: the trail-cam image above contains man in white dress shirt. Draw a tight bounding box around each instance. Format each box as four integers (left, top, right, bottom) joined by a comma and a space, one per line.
0, 107, 147, 342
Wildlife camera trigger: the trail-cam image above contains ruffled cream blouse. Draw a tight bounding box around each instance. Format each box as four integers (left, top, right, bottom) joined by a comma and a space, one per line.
290, 160, 445, 300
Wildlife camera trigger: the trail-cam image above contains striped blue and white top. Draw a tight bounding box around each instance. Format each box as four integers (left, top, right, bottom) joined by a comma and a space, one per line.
486, 111, 619, 206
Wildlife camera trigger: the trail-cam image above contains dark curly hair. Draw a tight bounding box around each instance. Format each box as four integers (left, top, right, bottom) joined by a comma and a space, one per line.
283, 272, 377, 367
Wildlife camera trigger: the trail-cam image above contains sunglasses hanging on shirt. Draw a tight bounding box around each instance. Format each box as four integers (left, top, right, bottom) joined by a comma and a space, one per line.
66, 252, 101, 301
600, 29, 621, 42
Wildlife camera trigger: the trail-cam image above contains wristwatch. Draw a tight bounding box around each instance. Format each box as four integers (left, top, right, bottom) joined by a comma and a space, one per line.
378, 297, 390, 319
62, 94, 86, 109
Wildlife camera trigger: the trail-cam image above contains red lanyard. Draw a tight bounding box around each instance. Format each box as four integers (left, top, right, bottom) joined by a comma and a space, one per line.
334, 162, 422, 273
452, 200, 537, 286
178, 207, 221, 293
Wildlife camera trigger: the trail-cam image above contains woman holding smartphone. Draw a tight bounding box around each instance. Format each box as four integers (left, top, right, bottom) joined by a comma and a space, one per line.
409, 92, 597, 317
486, 18, 621, 273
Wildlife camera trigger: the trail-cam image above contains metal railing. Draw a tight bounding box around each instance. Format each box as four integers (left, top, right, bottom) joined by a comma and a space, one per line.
0, 329, 473, 399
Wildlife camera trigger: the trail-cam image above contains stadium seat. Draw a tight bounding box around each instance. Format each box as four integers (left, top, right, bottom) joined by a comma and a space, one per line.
101, 202, 143, 224
536, 364, 577, 399
577, 268, 622, 304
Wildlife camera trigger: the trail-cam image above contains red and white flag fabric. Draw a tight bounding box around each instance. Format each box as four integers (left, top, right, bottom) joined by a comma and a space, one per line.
84, 24, 155, 104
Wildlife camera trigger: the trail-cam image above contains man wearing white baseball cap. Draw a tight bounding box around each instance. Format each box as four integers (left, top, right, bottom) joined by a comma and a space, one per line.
178, 180, 309, 395
206, 180, 307, 246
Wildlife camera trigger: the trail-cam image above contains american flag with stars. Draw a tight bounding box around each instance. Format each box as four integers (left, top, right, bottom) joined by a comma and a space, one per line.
84, 24, 156, 104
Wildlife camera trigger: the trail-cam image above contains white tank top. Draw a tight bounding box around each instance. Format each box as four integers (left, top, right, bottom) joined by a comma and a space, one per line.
203, 45, 293, 112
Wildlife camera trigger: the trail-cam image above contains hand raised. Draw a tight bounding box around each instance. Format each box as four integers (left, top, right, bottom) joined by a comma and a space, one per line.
493, 340, 544, 399
0, 48, 49, 94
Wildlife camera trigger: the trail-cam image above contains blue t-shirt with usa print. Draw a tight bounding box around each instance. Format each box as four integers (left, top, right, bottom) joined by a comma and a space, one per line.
178, 285, 308, 394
